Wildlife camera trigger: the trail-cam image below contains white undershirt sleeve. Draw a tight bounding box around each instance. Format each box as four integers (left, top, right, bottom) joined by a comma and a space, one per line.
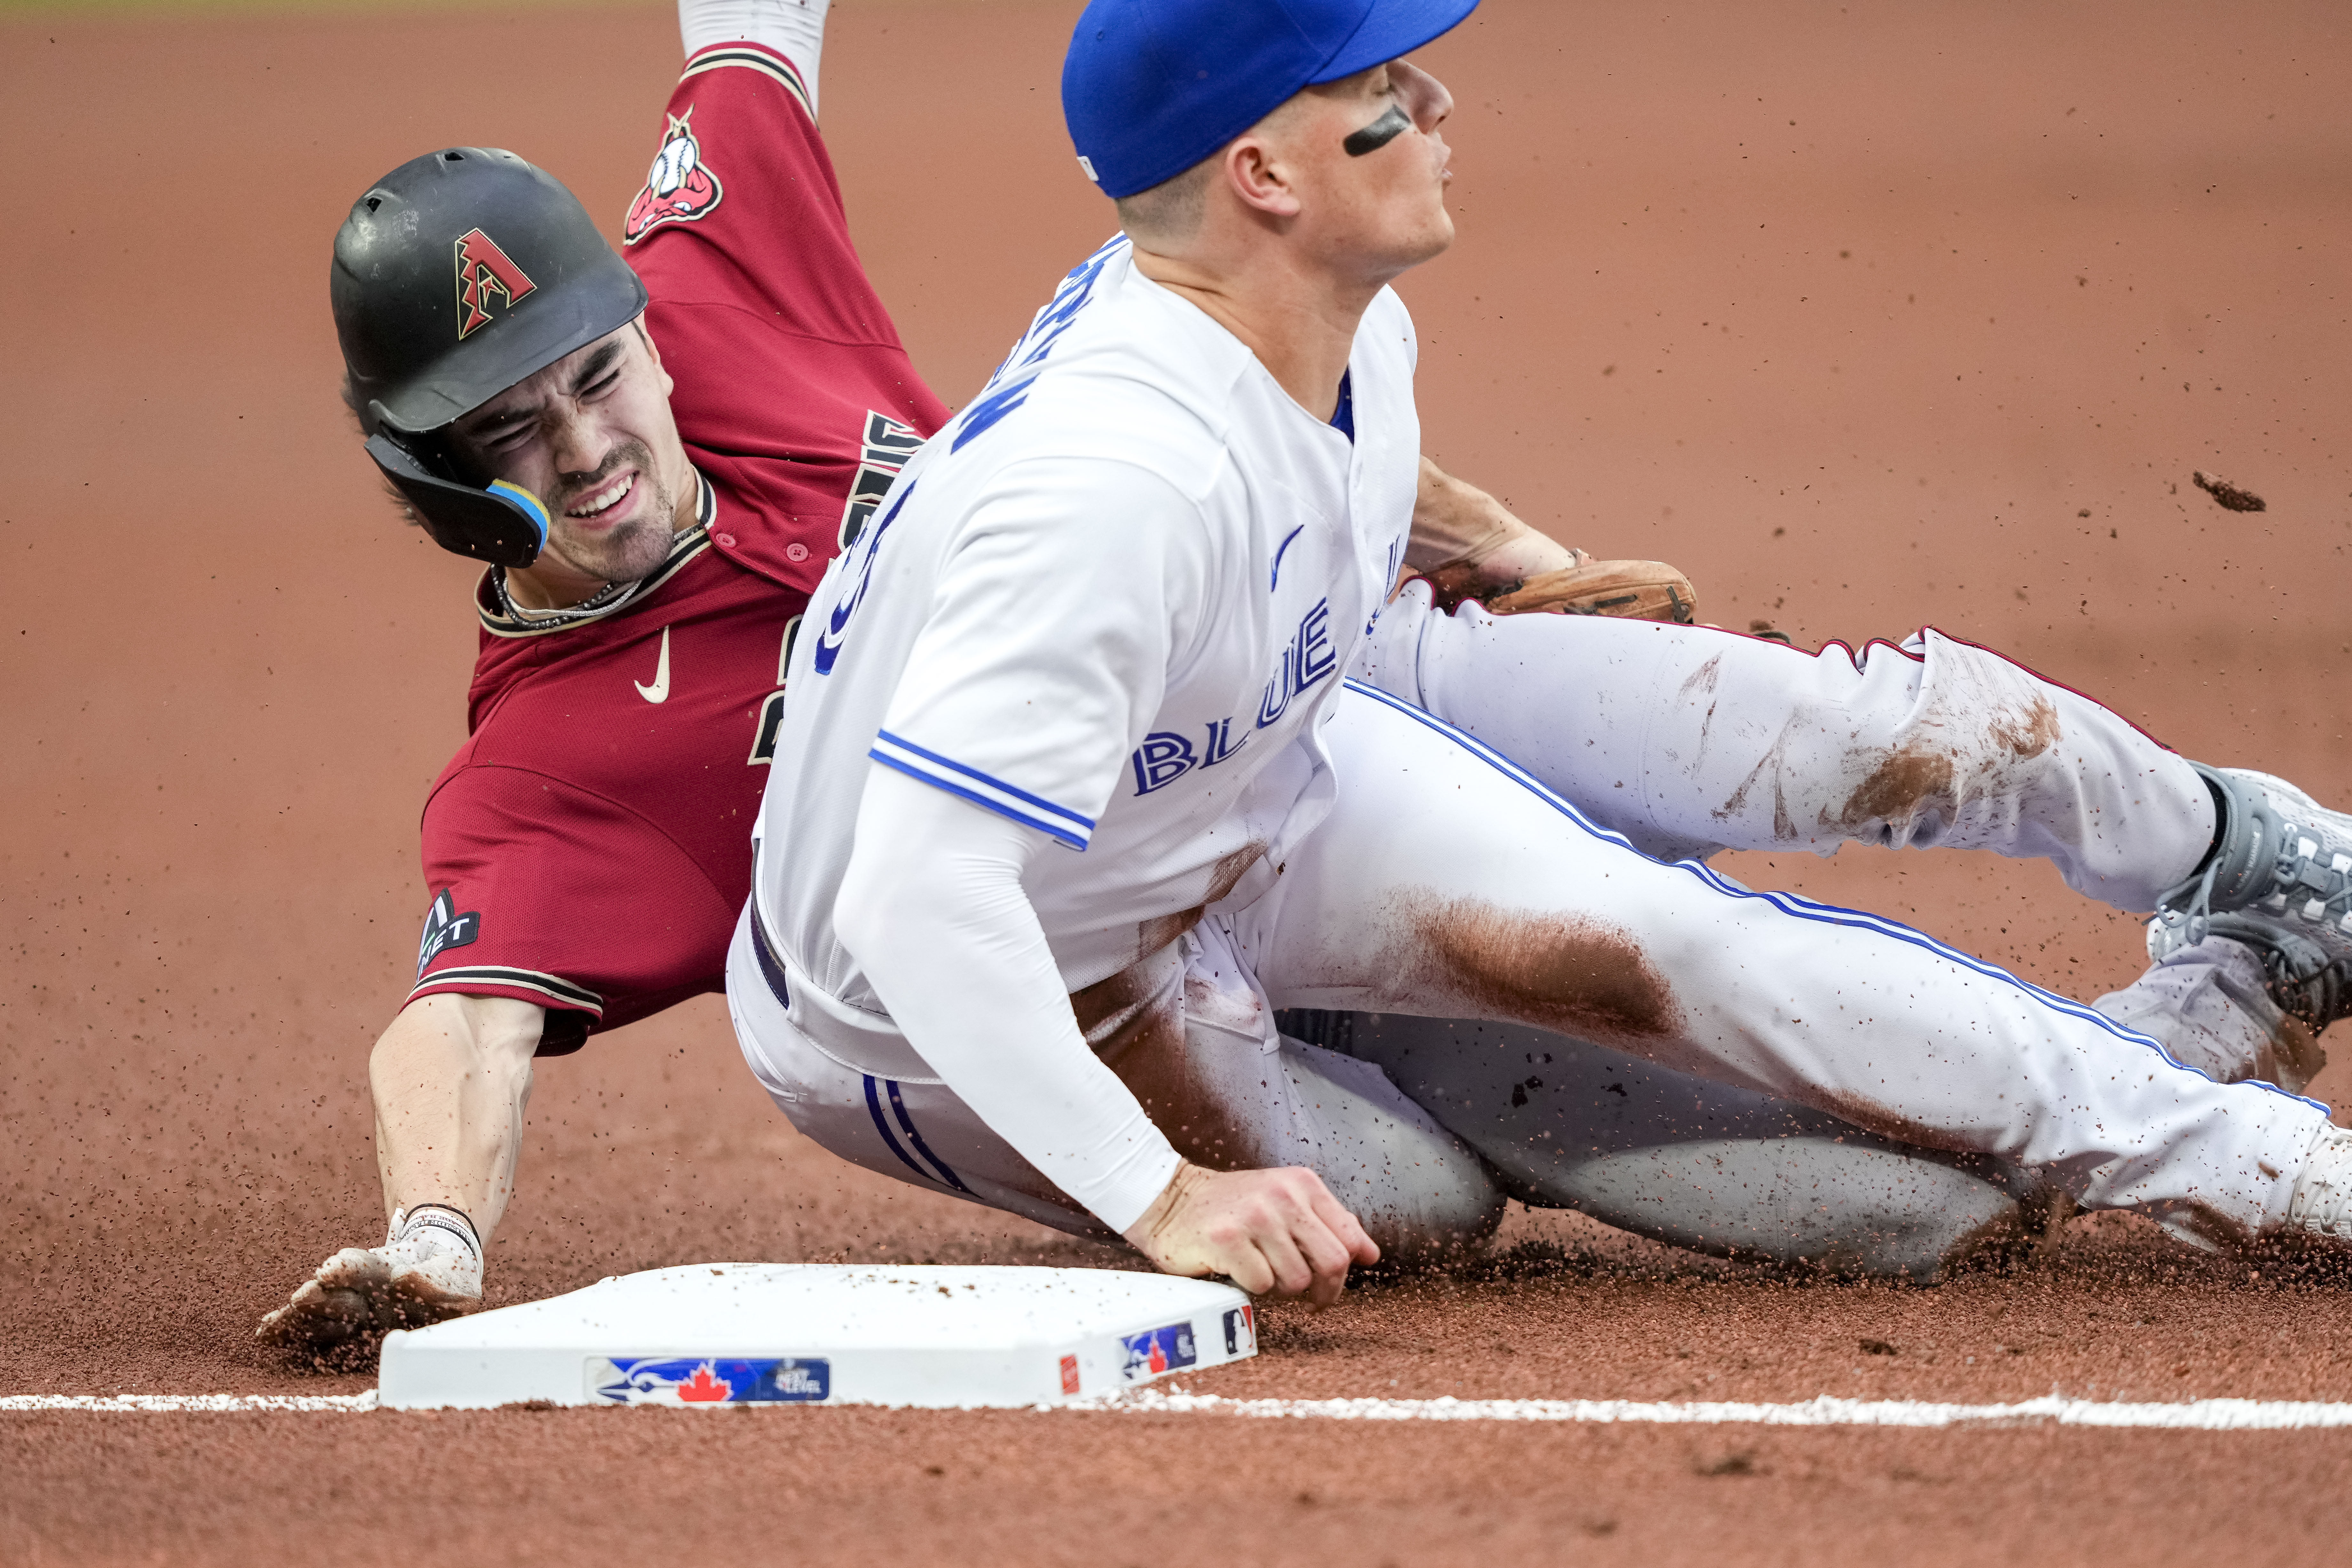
835, 765, 1182, 1233
678, 0, 830, 112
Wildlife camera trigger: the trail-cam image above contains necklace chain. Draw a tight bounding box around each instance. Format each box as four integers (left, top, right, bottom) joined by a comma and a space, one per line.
487, 473, 712, 628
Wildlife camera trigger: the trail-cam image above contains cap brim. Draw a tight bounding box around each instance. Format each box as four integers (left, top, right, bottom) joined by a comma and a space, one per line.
1311, 0, 1480, 83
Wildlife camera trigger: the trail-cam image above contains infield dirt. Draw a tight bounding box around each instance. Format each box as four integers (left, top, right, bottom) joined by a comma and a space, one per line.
6, 1, 2352, 1562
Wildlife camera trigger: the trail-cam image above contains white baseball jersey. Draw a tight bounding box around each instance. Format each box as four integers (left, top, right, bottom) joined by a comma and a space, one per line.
755, 233, 1421, 1011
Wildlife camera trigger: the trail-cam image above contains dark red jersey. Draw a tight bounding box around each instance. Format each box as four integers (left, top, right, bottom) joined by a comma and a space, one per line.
409, 43, 949, 1052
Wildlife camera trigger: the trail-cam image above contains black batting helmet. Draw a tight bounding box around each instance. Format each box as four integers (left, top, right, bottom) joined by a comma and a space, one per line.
330, 147, 649, 566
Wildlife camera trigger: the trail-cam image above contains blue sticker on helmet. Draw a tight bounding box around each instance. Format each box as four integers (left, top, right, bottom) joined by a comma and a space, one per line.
487, 479, 550, 550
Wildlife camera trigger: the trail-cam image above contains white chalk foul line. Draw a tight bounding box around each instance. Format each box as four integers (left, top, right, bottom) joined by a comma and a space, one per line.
0, 1393, 379, 1413
1093, 1391, 2352, 1430
6, 1390, 2352, 1429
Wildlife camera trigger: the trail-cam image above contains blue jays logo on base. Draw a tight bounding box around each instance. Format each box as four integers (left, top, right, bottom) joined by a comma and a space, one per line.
1118, 1321, 1197, 1383
587, 1356, 830, 1404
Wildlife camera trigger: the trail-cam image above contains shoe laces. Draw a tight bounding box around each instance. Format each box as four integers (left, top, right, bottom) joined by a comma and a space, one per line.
2157, 854, 2226, 949
2258, 819, 2352, 931
2197, 913, 2352, 1032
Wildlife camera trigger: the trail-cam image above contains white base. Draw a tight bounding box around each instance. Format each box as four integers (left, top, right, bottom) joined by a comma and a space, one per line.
376, 1264, 1255, 1410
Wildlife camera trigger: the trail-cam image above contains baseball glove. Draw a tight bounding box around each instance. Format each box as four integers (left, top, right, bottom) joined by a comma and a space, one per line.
1480, 559, 1698, 624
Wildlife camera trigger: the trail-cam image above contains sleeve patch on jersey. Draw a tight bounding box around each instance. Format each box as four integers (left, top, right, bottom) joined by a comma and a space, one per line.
624, 106, 725, 246
869, 730, 1095, 851
415, 889, 482, 979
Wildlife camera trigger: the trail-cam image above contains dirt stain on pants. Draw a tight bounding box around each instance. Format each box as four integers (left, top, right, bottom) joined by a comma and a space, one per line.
1376, 891, 1685, 1049
1070, 943, 1263, 1175
1830, 690, 2060, 837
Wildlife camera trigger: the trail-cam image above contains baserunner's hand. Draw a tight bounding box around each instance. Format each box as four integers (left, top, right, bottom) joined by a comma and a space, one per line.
256, 1227, 483, 1351
1122, 1161, 1380, 1307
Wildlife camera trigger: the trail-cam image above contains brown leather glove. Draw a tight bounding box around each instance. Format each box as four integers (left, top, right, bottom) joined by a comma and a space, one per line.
1478, 559, 1698, 624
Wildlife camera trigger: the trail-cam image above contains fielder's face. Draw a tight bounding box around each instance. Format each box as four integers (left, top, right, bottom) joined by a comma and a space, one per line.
1283, 59, 1457, 284
445, 319, 698, 595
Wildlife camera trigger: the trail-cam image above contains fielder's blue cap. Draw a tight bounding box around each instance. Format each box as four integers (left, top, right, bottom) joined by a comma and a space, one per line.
1062, 0, 1479, 200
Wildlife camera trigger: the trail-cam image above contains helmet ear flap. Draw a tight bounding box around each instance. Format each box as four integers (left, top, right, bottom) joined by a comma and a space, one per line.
365, 433, 549, 568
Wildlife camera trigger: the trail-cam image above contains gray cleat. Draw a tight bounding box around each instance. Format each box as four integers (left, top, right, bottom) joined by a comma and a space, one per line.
2151, 766, 2352, 1035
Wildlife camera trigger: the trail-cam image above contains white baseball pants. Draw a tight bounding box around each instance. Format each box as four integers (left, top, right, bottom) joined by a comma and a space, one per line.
1353, 586, 2320, 1091
1357, 584, 2214, 904
731, 682, 2330, 1254
727, 900, 1509, 1256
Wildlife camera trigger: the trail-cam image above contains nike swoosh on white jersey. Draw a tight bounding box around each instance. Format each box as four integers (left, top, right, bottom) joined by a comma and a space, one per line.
635, 626, 672, 704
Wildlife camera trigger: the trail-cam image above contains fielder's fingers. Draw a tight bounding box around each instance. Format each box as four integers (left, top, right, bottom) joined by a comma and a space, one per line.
1206, 1232, 1276, 1297
1295, 1222, 1355, 1308
1270, 1192, 1357, 1304
1306, 1181, 1382, 1267
1263, 1177, 1359, 1305
1250, 1211, 1318, 1298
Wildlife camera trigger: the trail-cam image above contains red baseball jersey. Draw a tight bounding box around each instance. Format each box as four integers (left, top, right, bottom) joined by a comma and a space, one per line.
408, 43, 949, 1053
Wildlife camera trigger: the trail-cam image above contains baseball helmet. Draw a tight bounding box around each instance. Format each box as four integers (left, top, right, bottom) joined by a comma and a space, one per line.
331, 146, 649, 566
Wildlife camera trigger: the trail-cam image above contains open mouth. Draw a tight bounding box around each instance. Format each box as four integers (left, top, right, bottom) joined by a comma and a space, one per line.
565, 471, 637, 520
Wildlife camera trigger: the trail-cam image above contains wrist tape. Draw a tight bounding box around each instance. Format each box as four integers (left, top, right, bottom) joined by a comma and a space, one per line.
389, 1202, 482, 1261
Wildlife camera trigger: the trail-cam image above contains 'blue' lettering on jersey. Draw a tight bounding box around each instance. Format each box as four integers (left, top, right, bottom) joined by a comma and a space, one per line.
1131, 732, 1198, 795
1131, 601, 1333, 795
1257, 599, 1334, 729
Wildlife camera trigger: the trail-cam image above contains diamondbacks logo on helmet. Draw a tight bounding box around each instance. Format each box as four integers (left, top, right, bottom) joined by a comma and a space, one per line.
624, 108, 723, 245
452, 228, 537, 340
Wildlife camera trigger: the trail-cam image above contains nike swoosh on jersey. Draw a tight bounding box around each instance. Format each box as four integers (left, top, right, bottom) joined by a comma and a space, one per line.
1270, 524, 1306, 591
635, 626, 672, 704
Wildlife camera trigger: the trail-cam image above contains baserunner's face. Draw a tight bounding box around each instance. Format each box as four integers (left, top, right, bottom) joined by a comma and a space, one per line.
1283, 59, 1457, 284
446, 319, 697, 593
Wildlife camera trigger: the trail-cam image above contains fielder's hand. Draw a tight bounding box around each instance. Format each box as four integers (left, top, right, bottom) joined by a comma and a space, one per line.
1405, 458, 1700, 623
1122, 1161, 1380, 1307
1481, 558, 1699, 623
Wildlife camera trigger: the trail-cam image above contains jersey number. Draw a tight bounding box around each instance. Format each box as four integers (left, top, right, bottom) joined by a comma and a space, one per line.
748, 690, 786, 765
747, 615, 800, 765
